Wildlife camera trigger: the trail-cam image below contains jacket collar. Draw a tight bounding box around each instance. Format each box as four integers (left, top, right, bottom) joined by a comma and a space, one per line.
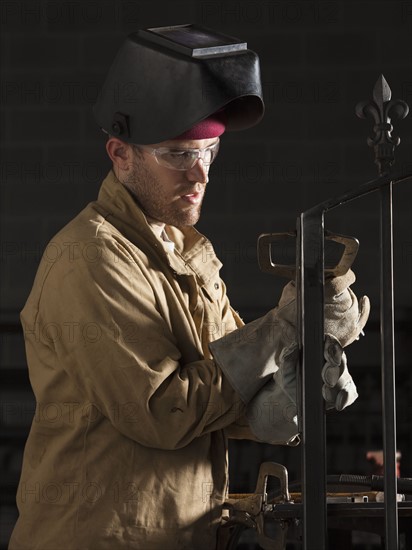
96, 170, 222, 284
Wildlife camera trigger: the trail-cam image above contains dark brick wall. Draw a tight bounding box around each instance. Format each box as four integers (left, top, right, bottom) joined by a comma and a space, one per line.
1, 1, 412, 547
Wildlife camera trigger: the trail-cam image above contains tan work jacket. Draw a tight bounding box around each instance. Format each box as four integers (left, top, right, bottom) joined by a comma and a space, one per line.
10, 170, 248, 550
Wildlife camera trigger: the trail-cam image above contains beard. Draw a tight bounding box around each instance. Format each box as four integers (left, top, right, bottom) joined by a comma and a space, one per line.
120, 151, 205, 227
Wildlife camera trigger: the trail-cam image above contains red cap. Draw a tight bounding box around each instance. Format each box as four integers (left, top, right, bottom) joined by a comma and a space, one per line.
172, 111, 226, 140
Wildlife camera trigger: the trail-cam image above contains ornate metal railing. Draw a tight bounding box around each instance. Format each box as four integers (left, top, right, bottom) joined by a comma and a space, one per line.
218, 76, 411, 550
298, 75, 410, 549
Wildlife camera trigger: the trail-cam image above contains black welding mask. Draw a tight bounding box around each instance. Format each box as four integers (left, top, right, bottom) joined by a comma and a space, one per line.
93, 24, 264, 144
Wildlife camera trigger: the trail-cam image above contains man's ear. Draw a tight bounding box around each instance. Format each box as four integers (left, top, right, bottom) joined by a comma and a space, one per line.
106, 137, 135, 172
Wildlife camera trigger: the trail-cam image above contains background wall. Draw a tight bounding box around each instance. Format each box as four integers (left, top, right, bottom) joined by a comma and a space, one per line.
1, 1, 412, 547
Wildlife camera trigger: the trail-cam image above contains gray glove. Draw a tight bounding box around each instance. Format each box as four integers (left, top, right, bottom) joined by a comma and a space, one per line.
209, 269, 369, 395
209, 304, 295, 404
324, 269, 370, 347
322, 334, 358, 410
244, 333, 358, 445
245, 333, 358, 444
246, 343, 300, 446
274, 269, 370, 348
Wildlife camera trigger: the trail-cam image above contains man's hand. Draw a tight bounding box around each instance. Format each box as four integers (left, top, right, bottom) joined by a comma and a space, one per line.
244, 334, 359, 444
245, 343, 300, 446
209, 268, 369, 434
276, 269, 370, 348
323, 269, 370, 347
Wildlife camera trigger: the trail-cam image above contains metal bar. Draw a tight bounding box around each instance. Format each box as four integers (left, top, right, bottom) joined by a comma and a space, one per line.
299, 210, 327, 550
305, 172, 412, 216
380, 181, 399, 549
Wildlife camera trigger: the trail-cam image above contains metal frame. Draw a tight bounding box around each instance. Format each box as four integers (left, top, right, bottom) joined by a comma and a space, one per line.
298, 76, 410, 549
217, 75, 411, 550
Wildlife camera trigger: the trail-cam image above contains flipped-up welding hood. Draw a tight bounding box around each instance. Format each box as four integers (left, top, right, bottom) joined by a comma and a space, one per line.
93, 23, 264, 144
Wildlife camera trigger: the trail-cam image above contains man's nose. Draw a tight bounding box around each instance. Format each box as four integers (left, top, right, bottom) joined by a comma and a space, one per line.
186, 158, 209, 184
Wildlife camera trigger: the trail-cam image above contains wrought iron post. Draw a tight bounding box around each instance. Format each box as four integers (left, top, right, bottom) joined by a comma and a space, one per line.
298, 208, 328, 549
356, 75, 409, 550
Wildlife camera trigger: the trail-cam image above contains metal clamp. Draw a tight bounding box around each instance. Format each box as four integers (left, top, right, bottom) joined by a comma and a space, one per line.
255, 462, 291, 550
257, 230, 359, 279
222, 462, 291, 550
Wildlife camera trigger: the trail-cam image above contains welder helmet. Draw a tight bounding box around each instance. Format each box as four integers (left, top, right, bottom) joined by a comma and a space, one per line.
93, 23, 264, 144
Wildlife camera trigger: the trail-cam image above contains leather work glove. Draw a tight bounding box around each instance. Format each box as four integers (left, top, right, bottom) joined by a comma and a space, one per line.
322, 334, 358, 411
274, 269, 370, 348
209, 282, 299, 446
209, 301, 295, 405
243, 333, 358, 445
209, 270, 368, 443
245, 343, 300, 446
323, 269, 370, 347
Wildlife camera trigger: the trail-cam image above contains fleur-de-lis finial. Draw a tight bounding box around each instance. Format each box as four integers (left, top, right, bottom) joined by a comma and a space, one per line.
355, 75, 409, 176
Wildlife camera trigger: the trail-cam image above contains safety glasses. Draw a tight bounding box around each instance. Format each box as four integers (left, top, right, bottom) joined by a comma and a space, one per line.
138, 139, 220, 171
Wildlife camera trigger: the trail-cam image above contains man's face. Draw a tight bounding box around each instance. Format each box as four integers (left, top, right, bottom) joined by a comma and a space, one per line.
121, 137, 218, 227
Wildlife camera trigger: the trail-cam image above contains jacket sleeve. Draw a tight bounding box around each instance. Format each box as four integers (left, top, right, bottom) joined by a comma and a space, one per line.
29, 236, 245, 451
